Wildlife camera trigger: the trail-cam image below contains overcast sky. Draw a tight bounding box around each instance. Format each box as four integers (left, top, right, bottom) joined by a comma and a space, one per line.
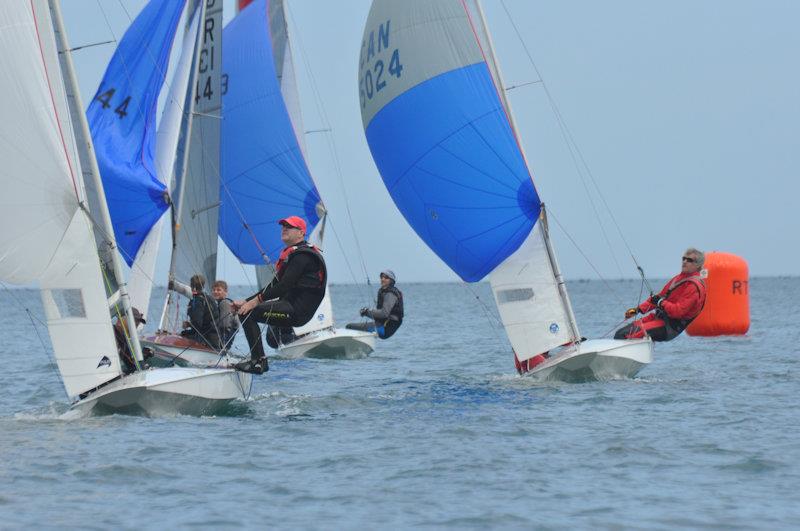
63, 1, 799, 286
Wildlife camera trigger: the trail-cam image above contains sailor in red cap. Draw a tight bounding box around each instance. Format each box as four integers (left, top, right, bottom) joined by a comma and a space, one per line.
232, 216, 327, 374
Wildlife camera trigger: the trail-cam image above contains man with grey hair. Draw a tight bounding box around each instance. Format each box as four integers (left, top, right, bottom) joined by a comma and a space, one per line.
346, 269, 404, 339
615, 248, 707, 341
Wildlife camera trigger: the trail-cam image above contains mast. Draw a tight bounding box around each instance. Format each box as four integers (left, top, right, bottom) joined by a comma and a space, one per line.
472, 0, 581, 341
48, 0, 145, 363
159, 0, 207, 331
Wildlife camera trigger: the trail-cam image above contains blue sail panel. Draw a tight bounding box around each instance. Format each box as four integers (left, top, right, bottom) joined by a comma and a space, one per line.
359, 0, 540, 282
221, 0, 321, 264
364, 62, 540, 282
86, 0, 185, 265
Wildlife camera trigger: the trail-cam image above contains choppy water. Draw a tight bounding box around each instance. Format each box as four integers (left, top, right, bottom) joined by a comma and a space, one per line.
0, 278, 798, 529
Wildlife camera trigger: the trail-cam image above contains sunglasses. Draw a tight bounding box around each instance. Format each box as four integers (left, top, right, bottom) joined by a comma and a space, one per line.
682, 256, 696, 263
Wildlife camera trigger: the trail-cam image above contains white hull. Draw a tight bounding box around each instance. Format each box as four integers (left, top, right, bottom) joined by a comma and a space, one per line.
278, 327, 376, 359
524, 338, 653, 383
142, 335, 246, 368
71, 367, 252, 416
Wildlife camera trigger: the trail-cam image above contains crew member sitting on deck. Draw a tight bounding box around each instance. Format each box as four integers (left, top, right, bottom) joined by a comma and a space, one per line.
113, 307, 152, 374
346, 270, 404, 339
232, 215, 327, 374
169, 274, 221, 350
212, 279, 239, 349
615, 248, 707, 342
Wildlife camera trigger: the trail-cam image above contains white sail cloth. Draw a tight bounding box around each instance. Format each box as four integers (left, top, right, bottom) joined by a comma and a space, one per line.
128, 5, 202, 321
489, 222, 574, 361
0, 1, 122, 396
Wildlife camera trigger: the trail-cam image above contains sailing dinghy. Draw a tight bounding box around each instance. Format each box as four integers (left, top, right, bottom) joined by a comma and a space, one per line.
0, 0, 249, 416
93, 0, 244, 369
221, 0, 375, 359
359, 0, 652, 381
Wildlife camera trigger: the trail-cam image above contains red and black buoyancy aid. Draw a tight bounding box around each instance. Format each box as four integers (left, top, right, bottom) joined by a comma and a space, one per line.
659, 274, 707, 333
274, 241, 327, 290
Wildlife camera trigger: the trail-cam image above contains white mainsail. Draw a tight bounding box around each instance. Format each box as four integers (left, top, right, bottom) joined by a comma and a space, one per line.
0, 0, 123, 396
174, 0, 222, 287
291, 217, 335, 335
128, 6, 203, 322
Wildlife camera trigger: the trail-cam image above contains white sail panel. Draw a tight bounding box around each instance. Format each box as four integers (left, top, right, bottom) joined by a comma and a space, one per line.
0, 1, 122, 395
489, 221, 575, 362
175, 0, 222, 286
129, 5, 201, 320
359, 0, 485, 127
461, 0, 510, 112
268, 0, 308, 158
0, 1, 83, 283
40, 211, 123, 396
292, 220, 334, 335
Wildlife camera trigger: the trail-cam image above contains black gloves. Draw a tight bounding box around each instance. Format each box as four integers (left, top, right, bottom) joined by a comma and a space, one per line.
359, 307, 369, 317
649, 294, 662, 306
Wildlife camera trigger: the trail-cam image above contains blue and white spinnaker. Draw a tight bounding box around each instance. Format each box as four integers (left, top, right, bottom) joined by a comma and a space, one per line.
87, 0, 186, 265
359, 0, 579, 363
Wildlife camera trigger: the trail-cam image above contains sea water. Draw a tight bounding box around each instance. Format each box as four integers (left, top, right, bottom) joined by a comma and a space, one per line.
0, 278, 798, 529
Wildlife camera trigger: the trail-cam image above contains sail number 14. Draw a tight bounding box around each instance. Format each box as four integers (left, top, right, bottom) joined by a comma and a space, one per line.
359, 19, 403, 109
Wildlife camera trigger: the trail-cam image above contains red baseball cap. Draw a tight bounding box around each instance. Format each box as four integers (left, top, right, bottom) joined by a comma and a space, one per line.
278, 216, 306, 233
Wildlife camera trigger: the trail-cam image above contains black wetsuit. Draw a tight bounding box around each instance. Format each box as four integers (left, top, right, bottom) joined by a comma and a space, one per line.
182, 292, 221, 349
241, 241, 327, 358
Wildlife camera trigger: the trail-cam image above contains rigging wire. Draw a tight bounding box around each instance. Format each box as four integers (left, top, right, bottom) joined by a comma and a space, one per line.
0, 281, 67, 398
498, 0, 651, 289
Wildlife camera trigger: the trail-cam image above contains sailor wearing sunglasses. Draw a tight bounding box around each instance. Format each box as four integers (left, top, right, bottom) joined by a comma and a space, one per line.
615, 248, 707, 342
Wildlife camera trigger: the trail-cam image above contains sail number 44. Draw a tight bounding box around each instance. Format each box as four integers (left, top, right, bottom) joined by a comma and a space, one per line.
94, 88, 131, 119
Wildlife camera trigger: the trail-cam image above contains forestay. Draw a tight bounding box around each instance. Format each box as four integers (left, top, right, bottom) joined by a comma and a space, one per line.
86, 0, 185, 265
360, 0, 579, 361
0, 0, 122, 396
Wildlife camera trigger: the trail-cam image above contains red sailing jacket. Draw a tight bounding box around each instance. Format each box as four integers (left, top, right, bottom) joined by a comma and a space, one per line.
638, 272, 706, 321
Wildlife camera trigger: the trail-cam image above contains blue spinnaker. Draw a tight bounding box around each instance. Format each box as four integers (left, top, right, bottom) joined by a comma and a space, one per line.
221, 0, 321, 264
359, 1, 541, 282
87, 0, 185, 265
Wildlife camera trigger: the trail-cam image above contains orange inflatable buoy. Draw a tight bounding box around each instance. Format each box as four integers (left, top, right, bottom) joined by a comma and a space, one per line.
686, 252, 749, 336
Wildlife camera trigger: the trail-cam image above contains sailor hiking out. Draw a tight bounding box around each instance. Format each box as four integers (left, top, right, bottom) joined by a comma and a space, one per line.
233, 216, 327, 374
346, 270, 404, 339
615, 248, 707, 342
